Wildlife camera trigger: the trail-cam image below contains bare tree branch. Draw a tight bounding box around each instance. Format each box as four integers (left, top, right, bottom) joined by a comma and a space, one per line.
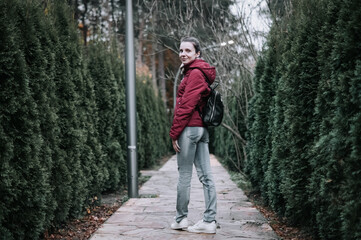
221, 122, 247, 145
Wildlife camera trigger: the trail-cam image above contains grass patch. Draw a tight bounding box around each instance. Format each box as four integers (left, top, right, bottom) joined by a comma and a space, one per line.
229, 171, 252, 193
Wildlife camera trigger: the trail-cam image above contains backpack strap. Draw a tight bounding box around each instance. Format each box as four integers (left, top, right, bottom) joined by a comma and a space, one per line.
191, 67, 217, 118
191, 67, 219, 90
192, 67, 211, 86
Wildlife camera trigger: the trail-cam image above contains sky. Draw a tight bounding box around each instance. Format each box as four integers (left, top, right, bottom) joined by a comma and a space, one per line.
231, 0, 271, 50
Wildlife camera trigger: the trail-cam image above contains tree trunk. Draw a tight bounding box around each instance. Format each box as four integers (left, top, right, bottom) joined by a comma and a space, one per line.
137, 12, 144, 67
151, 41, 158, 94
81, 0, 88, 46
150, 3, 158, 94
157, 45, 166, 107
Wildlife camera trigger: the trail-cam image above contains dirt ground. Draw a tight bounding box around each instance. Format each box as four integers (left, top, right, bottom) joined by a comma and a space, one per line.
43, 190, 127, 240
246, 191, 314, 240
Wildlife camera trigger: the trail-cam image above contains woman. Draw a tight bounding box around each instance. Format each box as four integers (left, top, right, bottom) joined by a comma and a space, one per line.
169, 36, 217, 234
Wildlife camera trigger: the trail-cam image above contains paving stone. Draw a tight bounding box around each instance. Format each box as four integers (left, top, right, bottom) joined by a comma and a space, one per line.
90, 155, 279, 240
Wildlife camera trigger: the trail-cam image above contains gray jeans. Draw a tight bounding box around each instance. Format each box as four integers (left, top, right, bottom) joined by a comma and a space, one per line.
175, 127, 217, 223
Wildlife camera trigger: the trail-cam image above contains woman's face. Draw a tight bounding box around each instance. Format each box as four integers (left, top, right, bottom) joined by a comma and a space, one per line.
179, 41, 199, 65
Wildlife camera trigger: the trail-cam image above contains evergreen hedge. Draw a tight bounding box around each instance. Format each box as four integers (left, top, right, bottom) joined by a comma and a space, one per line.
247, 0, 361, 239
0, 0, 170, 239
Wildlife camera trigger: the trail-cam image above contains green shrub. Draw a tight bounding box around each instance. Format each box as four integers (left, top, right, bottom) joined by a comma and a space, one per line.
0, 0, 170, 238
247, 0, 361, 239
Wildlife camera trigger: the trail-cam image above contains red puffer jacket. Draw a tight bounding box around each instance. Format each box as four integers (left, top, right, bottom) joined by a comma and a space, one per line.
169, 59, 216, 140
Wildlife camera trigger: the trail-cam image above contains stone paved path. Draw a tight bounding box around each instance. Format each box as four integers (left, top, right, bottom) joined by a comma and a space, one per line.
90, 155, 279, 240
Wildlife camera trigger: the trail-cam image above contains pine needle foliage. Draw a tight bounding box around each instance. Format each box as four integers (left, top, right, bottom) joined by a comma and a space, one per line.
0, 0, 170, 238
247, 0, 361, 239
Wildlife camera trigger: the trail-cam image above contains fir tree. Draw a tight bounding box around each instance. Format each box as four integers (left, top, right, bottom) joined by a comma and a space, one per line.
247, 38, 277, 201
332, 0, 361, 238
278, 0, 320, 224
308, 1, 343, 238
49, 0, 80, 222
18, 0, 61, 232
345, 60, 361, 240
78, 55, 106, 197
0, 0, 47, 238
88, 42, 124, 191
108, 39, 127, 185
54, 0, 89, 218
136, 77, 148, 169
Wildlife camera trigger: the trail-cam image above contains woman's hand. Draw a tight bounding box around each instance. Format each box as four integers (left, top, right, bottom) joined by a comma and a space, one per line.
172, 139, 181, 153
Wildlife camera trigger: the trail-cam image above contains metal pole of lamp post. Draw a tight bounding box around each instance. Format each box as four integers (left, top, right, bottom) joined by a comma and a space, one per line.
125, 0, 138, 198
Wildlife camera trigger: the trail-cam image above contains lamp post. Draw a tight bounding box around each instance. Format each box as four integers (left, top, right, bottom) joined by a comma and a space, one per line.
125, 0, 138, 198
173, 40, 234, 110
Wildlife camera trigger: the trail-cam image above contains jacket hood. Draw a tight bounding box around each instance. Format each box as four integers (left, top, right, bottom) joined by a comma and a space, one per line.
183, 59, 216, 85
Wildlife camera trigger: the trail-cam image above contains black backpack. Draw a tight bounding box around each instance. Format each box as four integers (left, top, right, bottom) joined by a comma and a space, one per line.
195, 69, 224, 127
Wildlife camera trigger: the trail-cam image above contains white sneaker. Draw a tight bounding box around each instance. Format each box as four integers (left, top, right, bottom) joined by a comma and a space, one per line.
187, 220, 216, 234
171, 217, 188, 230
